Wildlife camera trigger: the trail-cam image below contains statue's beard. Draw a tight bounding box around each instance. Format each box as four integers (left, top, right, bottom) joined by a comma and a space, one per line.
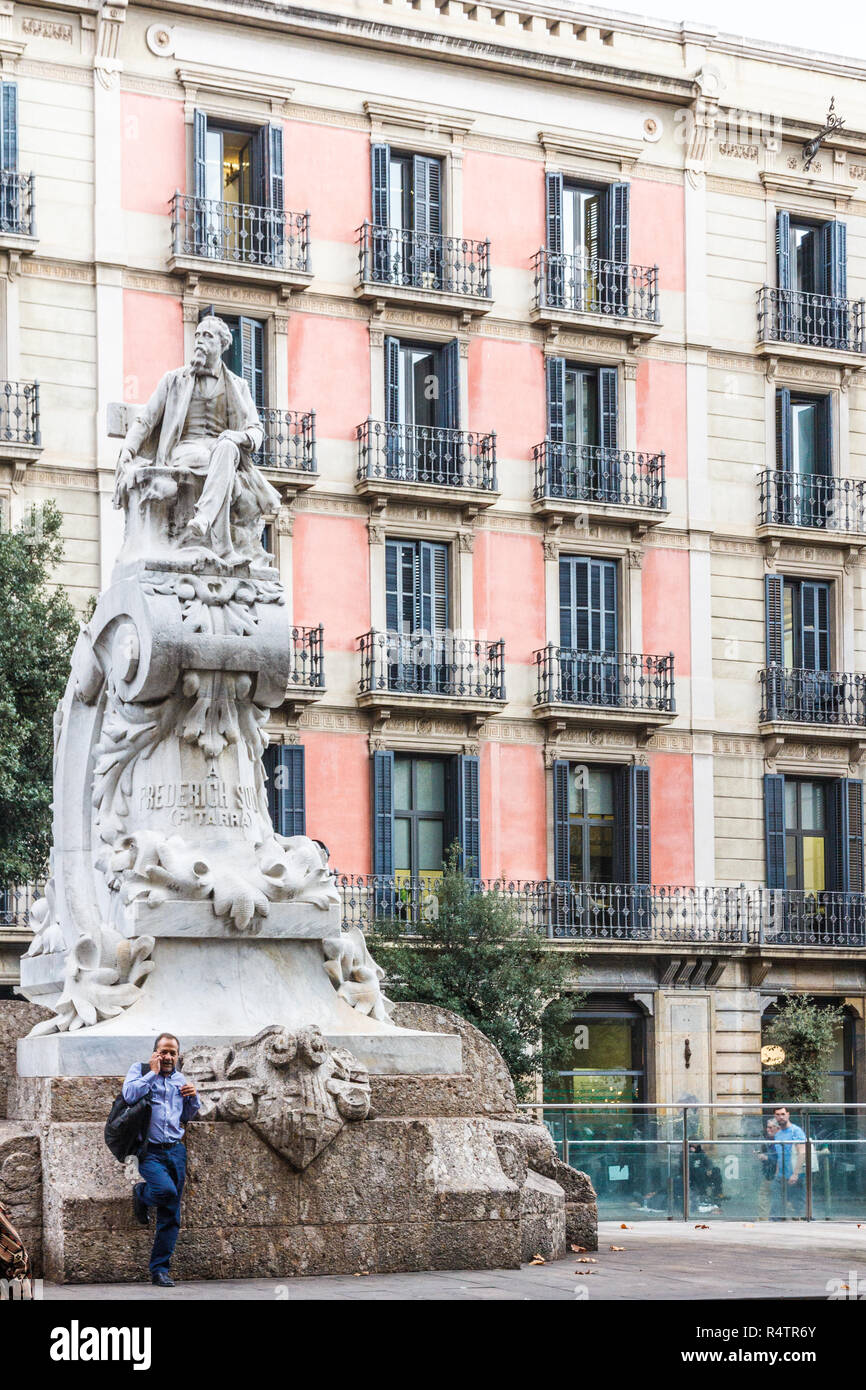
191, 345, 210, 371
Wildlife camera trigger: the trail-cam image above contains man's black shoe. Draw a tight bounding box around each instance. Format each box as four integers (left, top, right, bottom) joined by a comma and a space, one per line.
151, 1271, 175, 1287
132, 1183, 149, 1227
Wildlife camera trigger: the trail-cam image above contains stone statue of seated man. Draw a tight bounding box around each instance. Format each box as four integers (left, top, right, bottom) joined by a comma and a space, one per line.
115, 315, 281, 566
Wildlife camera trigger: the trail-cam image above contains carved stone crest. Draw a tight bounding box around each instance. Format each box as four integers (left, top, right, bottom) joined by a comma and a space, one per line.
184, 1025, 372, 1170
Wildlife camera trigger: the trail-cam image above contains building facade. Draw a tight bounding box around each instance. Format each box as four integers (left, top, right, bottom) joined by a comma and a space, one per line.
1, 0, 865, 1110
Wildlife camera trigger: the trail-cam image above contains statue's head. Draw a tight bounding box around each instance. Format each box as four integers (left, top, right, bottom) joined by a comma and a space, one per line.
192, 315, 233, 369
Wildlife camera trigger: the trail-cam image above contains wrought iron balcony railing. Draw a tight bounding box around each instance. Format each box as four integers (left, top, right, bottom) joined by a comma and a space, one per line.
357, 222, 491, 299
170, 192, 310, 273
336, 875, 866, 947
0, 881, 45, 932
259, 408, 316, 473
535, 647, 675, 714
0, 170, 35, 237
758, 469, 866, 534
533, 440, 666, 510
359, 629, 505, 701
757, 286, 866, 354
760, 666, 866, 726
289, 624, 324, 690
357, 419, 497, 492
0, 381, 40, 447
533, 248, 659, 322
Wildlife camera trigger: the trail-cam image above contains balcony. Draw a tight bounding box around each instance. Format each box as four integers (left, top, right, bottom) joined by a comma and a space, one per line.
534, 647, 676, 733
757, 469, 866, 548
357, 629, 506, 725
533, 440, 667, 530
756, 287, 866, 367
531, 249, 660, 341
285, 624, 325, 713
0, 171, 36, 250
356, 419, 498, 513
355, 222, 492, 317
759, 666, 866, 755
0, 381, 41, 482
258, 408, 317, 493
337, 876, 866, 951
169, 192, 312, 291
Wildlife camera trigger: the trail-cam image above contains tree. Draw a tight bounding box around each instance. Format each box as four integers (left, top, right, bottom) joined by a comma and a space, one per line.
765, 993, 846, 1103
0, 503, 80, 884
366, 850, 582, 1098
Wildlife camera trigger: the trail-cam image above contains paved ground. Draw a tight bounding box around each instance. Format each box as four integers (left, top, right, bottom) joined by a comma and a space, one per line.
42, 1221, 866, 1300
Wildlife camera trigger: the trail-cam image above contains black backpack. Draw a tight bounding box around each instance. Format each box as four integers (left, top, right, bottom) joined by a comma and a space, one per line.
104, 1063, 152, 1163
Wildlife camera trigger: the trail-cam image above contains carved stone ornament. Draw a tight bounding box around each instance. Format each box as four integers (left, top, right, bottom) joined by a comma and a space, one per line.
184, 1025, 372, 1169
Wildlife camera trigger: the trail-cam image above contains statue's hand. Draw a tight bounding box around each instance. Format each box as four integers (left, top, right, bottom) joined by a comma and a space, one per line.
217, 429, 247, 448
117, 447, 134, 469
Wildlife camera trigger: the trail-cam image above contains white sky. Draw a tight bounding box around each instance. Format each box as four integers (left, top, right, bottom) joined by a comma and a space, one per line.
574, 0, 864, 61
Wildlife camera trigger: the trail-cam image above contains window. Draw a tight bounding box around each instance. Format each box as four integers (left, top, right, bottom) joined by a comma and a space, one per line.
371, 145, 443, 288
386, 539, 449, 635
784, 778, 828, 892
774, 390, 832, 528
372, 749, 480, 884
563, 765, 616, 884
383, 337, 460, 482
765, 574, 831, 672
546, 358, 618, 499
764, 773, 863, 895
545, 174, 630, 311
394, 755, 447, 886
762, 1002, 857, 1106
0, 81, 19, 230
775, 211, 848, 348
192, 112, 284, 264
544, 997, 647, 1108
199, 308, 266, 410
553, 761, 650, 887
558, 556, 619, 703
263, 744, 305, 837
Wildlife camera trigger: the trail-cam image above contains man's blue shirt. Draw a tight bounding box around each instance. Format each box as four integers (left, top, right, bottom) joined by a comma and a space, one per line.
773, 1122, 806, 1177
122, 1064, 201, 1143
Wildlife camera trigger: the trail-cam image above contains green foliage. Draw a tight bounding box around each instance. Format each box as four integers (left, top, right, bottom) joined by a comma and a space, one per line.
366, 849, 582, 1099
0, 503, 80, 883
765, 993, 846, 1103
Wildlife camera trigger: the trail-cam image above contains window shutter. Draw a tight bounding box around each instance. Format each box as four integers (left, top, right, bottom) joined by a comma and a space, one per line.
440, 338, 460, 430
1, 82, 18, 171
553, 760, 570, 881
558, 557, 574, 648
371, 143, 390, 226
765, 574, 784, 666
546, 356, 566, 442
776, 210, 791, 290
262, 124, 284, 211
607, 182, 630, 264
264, 745, 306, 837
800, 581, 830, 672
764, 772, 786, 889
775, 389, 792, 472
412, 154, 442, 237
239, 317, 264, 409
545, 171, 563, 253
372, 750, 395, 878
816, 395, 833, 476
385, 539, 401, 632
456, 754, 481, 877
622, 764, 651, 886
847, 779, 864, 894
419, 541, 448, 632
193, 109, 207, 200
601, 561, 617, 654
822, 220, 847, 299
598, 367, 618, 449
385, 335, 400, 425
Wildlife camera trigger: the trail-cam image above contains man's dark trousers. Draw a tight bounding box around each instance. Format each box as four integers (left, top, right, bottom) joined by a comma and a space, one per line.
138, 1141, 187, 1274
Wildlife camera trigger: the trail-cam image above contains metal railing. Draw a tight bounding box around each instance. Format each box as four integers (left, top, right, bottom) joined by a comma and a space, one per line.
760, 666, 866, 726
535, 647, 675, 714
0, 882, 45, 932
0, 381, 40, 447
358, 629, 505, 700
357, 222, 491, 299
357, 419, 497, 493
259, 408, 316, 473
520, 1103, 866, 1222
336, 876, 866, 947
533, 248, 659, 322
758, 468, 866, 534
533, 440, 666, 510
288, 624, 324, 690
757, 285, 866, 353
0, 170, 35, 237
170, 192, 310, 272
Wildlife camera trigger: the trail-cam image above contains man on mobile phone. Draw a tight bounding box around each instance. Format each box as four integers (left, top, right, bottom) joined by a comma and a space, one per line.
122, 1033, 200, 1287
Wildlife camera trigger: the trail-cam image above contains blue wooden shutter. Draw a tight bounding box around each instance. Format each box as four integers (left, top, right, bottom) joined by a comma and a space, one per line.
822, 220, 847, 299
847, 780, 864, 894
1, 82, 18, 171
385, 335, 400, 425
764, 772, 786, 889
419, 541, 448, 632
800, 581, 830, 672
545, 171, 563, 253
607, 182, 630, 264
817, 395, 832, 476
626, 764, 651, 886
559, 557, 574, 648
776, 211, 791, 290
239, 317, 264, 409
268, 125, 284, 211
372, 749, 395, 878
775, 389, 792, 472
371, 143, 390, 225
413, 155, 442, 236
440, 339, 460, 430
553, 760, 570, 881
546, 356, 566, 442
264, 744, 306, 837
765, 574, 784, 666
385, 539, 409, 632
456, 754, 481, 877
598, 367, 618, 449
193, 109, 207, 199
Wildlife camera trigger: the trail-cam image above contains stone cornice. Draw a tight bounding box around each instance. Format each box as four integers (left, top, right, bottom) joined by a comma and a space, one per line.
538, 126, 645, 174
176, 61, 293, 120
759, 170, 855, 208
364, 98, 474, 140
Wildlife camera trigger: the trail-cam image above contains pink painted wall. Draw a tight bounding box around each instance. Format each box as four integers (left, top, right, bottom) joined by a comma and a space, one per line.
304, 732, 371, 874
284, 122, 371, 242
462, 150, 545, 268
637, 360, 687, 479
482, 741, 547, 881
293, 513, 370, 649
630, 178, 685, 294
123, 290, 183, 402
287, 314, 369, 436
121, 94, 186, 216
468, 338, 545, 461
473, 531, 545, 665
648, 751, 694, 885
642, 548, 690, 677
